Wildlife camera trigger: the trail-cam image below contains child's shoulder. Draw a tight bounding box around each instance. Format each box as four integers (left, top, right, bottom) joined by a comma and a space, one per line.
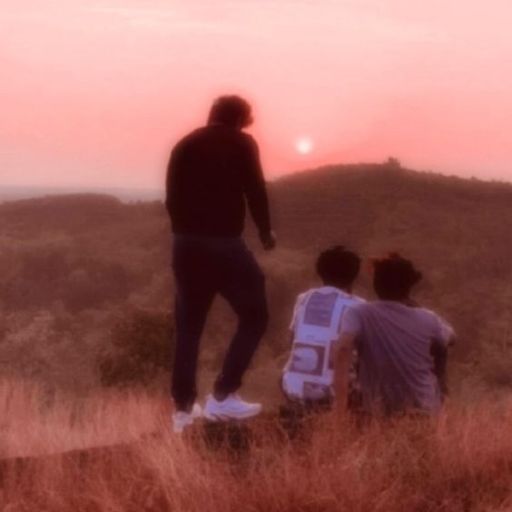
295, 290, 311, 302
296, 286, 325, 299
295, 288, 366, 307
349, 294, 366, 306
413, 306, 445, 325
342, 294, 366, 313
293, 287, 327, 307
293, 290, 312, 309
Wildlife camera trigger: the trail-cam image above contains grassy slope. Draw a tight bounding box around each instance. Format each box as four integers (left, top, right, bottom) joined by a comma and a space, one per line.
1, 164, 512, 395
3, 382, 512, 511
2, 165, 512, 509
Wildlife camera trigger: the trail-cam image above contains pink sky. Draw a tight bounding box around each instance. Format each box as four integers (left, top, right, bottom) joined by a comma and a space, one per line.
1, 0, 511, 189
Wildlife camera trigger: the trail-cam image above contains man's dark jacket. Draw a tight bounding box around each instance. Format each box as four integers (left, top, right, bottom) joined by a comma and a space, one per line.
166, 124, 271, 238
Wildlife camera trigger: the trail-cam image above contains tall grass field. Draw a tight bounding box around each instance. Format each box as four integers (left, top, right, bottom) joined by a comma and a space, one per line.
2, 164, 512, 510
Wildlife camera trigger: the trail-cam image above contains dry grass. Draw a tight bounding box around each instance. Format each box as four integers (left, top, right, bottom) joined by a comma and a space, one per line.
0, 380, 164, 459
2, 167, 512, 509
3, 380, 512, 511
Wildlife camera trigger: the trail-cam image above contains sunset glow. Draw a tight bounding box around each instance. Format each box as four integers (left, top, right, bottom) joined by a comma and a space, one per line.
295, 137, 314, 155
1, 1, 512, 189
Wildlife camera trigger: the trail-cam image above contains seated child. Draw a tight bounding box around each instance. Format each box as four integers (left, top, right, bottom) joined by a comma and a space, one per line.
336, 253, 455, 417
281, 246, 364, 412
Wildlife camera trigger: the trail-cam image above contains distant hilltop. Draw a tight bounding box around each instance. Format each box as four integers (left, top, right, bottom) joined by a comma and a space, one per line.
2, 161, 511, 205
0, 185, 164, 204
2, 162, 512, 253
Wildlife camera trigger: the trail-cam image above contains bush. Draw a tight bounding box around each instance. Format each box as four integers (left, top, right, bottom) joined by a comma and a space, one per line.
99, 310, 174, 387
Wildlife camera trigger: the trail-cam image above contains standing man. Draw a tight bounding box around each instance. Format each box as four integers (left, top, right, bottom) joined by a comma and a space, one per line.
166, 95, 276, 432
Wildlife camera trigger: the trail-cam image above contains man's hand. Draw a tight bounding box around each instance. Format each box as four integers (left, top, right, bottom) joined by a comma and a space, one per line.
260, 230, 277, 251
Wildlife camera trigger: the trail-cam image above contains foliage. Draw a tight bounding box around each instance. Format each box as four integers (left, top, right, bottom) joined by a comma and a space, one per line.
99, 310, 173, 388
1, 164, 512, 393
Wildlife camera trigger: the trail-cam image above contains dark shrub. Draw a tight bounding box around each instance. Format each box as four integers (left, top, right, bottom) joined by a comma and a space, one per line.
99, 310, 174, 387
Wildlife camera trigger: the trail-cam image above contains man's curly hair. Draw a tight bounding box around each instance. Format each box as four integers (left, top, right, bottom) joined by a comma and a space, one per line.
207, 95, 253, 128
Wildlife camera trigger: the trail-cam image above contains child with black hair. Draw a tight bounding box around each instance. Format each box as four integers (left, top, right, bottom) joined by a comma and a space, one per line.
336, 253, 455, 417
281, 246, 364, 413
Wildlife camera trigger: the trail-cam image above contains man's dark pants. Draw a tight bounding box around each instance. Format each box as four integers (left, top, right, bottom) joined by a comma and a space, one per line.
171, 235, 268, 411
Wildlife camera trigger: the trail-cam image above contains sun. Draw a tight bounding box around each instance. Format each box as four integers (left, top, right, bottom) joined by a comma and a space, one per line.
295, 136, 314, 155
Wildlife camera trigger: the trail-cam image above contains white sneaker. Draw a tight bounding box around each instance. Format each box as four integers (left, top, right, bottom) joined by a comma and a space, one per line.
203, 393, 262, 421
172, 403, 202, 434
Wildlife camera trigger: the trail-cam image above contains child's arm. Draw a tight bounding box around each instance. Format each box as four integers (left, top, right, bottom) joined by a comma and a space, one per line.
334, 333, 356, 416
431, 341, 448, 398
431, 315, 456, 400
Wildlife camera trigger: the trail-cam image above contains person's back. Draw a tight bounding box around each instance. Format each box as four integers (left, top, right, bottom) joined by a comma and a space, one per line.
282, 246, 364, 404
346, 301, 453, 415
168, 124, 269, 237
283, 285, 364, 402
338, 254, 455, 416
165, 95, 275, 433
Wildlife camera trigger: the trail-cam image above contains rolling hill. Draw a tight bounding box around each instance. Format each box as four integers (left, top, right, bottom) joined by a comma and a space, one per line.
1, 163, 511, 396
